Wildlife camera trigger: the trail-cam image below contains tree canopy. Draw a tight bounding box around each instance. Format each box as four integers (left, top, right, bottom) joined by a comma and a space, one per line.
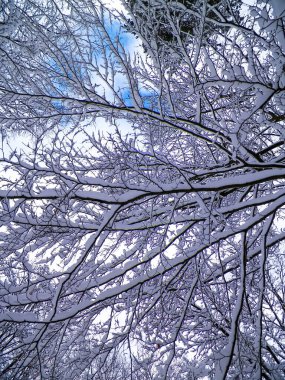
0, 0, 285, 379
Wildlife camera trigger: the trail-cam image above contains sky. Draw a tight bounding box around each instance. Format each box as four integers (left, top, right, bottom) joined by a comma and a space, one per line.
2, 0, 285, 157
